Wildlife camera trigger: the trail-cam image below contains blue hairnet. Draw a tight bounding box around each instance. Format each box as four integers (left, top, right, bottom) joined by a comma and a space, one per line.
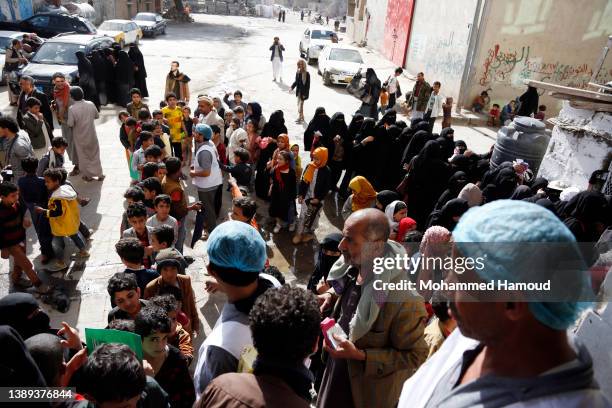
195, 123, 212, 140
207, 221, 267, 272
453, 199, 592, 330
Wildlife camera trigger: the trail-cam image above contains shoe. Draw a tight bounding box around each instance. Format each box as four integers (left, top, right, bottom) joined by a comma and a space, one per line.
97, 175, 106, 181
69, 168, 80, 176
12, 277, 33, 288
78, 197, 91, 207
301, 233, 315, 243
35, 283, 52, 294
50, 260, 68, 271
273, 223, 282, 233
184, 255, 195, 265
82, 176, 94, 182
292, 234, 302, 244
288, 223, 296, 232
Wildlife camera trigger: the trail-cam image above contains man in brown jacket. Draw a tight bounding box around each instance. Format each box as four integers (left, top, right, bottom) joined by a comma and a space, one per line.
196, 285, 319, 408
316, 208, 428, 408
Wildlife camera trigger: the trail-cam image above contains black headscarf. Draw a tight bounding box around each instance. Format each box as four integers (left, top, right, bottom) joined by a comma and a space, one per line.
535, 198, 559, 217
329, 112, 348, 139
437, 127, 455, 159
307, 233, 342, 293
0, 293, 50, 340
363, 68, 381, 105
76, 51, 99, 109
0, 325, 48, 390
401, 130, 431, 167
128, 44, 148, 97
517, 86, 539, 117
352, 118, 377, 181
114, 50, 134, 84
376, 190, 401, 210
347, 114, 364, 142
376, 109, 397, 127
435, 171, 468, 210
530, 177, 548, 192
303, 107, 331, 151
246, 102, 263, 125
510, 185, 534, 200
427, 198, 469, 231
261, 110, 287, 138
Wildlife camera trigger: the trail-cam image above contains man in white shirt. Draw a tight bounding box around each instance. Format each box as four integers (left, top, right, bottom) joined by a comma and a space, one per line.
386, 67, 403, 111
196, 95, 224, 146
425, 81, 443, 133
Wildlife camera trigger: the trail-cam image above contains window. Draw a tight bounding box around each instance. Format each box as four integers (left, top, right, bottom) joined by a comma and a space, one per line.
311, 30, 335, 39
49, 15, 72, 31
304, 29, 310, 36
329, 49, 363, 63
31, 42, 86, 65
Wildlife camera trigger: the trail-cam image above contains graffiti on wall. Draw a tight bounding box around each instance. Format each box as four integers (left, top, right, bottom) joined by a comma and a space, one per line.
424, 31, 466, 77
383, 0, 414, 66
479, 43, 612, 89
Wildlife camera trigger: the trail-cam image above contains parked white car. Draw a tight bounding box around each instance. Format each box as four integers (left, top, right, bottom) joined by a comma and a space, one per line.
317, 44, 365, 86
299, 27, 335, 64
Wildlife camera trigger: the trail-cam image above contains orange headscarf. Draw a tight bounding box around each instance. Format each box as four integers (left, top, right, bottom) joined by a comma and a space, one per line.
349, 176, 377, 211
303, 147, 328, 184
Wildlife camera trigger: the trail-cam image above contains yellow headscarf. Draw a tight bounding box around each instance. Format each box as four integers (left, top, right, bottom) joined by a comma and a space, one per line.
349, 176, 377, 211
303, 147, 328, 184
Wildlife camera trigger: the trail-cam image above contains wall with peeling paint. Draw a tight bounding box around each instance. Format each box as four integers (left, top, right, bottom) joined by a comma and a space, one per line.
468, 0, 612, 116
403, 0, 478, 104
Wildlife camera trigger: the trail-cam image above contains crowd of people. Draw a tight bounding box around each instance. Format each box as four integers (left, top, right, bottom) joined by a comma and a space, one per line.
1, 33, 611, 408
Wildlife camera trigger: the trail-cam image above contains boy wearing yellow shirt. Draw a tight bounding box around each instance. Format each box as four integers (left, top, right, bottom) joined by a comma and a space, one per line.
161, 92, 187, 161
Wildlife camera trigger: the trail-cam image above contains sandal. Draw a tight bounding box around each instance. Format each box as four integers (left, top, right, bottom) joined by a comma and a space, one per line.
82, 176, 94, 182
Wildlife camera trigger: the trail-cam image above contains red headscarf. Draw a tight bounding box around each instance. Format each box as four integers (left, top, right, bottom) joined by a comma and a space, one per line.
396, 217, 417, 242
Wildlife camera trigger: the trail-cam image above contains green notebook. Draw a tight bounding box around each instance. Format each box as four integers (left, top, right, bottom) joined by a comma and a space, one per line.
85, 328, 143, 361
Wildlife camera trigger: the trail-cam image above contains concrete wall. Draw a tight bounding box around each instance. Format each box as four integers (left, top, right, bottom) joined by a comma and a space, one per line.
362, 0, 385, 51
466, 0, 612, 115
403, 0, 478, 102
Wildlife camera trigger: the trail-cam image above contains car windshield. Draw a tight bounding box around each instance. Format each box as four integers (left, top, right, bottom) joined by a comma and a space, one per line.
135, 14, 156, 22
329, 49, 363, 63
31, 42, 86, 65
99, 21, 125, 31
0, 37, 14, 54
311, 30, 334, 40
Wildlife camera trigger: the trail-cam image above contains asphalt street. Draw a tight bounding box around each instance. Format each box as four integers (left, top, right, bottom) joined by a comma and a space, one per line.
0, 12, 497, 341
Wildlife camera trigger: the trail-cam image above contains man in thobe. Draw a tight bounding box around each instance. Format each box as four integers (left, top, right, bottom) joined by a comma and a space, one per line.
66, 87, 104, 181
269, 37, 285, 82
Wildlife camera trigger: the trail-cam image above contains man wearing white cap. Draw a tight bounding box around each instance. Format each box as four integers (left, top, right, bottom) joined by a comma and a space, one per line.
190, 123, 222, 238
196, 95, 224, 144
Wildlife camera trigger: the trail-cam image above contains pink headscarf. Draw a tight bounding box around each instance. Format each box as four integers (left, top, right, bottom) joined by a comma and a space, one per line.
419, 226, 451, 256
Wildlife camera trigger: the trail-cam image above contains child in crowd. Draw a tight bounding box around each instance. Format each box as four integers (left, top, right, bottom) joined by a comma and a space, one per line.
115, 237, 159, 295
141, 177, 163, 217
0, 181, 49, 292
162, 92, 187, 161
35, 169, 89, 262
210, 124, 227, 166
21, 97, 51, 158
161, 157, 202, 253
121, 186, 145, 237
293, 147, 331, 244
182, 106, 193, 164
379, 87, 389, 114
385, 200, 408, 241
18, 157, 54, 264
144, 248, 198, 335
229, 195, 259, 230
291, 144, 302, 184
535, 104, 547, 120
152, 120, 172, 158
107, 272, 148, 322
144, 144, 164, 164
142, 162, 160, 180
487, 103, 501, 127
126, 88, 149, 119
149, 294, 194, 365
472, 91, 489, 113
152, 109, 170, 134
135, 122, 166, 153
134, 306, 195, 407
36, 136, 68, 177
147, 194, 178, 247
122, 202, 154, 268
221, 148, 252, 189
223, 110, 234, 139
269, 150, 297, 233
131, 131, 154, 181
233, 105, 245, 126
150, 225, 174, 253
442, 96, 453, 129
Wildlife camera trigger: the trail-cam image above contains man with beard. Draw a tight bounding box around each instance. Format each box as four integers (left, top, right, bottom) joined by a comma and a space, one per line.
16, 75, 54, 140
316, 208, 427, 408
165, 61, 190, 103
398, 200, 609, 408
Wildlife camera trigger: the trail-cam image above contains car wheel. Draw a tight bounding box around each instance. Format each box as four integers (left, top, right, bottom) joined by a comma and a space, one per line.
162, 26, 166, 35
323, 71, 332, 86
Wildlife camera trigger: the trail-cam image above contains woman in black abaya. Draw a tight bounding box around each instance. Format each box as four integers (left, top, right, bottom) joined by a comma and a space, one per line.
90, 50, 109, 106
128, 44, 149, 98
76, 51, 100, 110
303, 107, 331, 152
114, 50, 135, 108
